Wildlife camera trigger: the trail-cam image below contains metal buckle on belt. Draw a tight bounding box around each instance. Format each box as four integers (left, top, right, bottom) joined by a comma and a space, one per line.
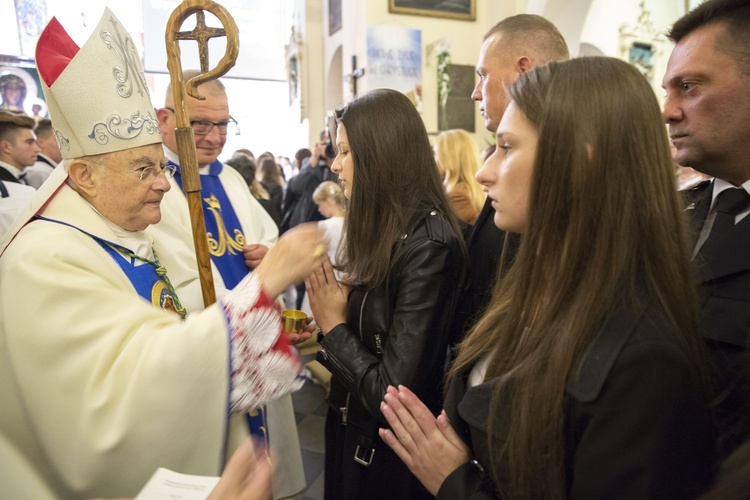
353, 445, 375, 466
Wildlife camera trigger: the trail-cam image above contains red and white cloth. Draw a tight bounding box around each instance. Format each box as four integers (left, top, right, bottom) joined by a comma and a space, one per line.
222, 273, 303, 413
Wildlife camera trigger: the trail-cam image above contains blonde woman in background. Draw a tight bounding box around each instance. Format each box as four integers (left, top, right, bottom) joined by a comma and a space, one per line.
312, 181, 346, 269
301, 181, 346, 316
434, 129, 485, 225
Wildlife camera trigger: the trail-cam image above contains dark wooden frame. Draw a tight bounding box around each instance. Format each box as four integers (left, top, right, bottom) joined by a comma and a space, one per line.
329, 0, 342, 35
388, 0, 475, 21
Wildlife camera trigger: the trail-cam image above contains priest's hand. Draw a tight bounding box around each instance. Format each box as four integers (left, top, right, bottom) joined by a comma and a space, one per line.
254, 224, 326, 299
243, 244, 269, 269
283, 314, 315, 345
379, 385, 470, 496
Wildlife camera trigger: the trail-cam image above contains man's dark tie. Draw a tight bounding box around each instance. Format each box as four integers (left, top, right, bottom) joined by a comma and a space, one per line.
17, 173, 27, 185
707, 188, 750, 243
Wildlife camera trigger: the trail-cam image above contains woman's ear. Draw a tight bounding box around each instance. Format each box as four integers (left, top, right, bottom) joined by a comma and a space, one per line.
67, 159, 98, 198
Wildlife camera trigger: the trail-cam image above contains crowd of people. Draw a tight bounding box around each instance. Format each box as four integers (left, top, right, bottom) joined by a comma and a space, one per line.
2, 0, 750, 498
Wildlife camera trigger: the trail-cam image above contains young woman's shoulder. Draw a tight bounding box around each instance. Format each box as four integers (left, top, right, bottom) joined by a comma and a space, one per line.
567, 297, 694, 404
409, 209, 463, 247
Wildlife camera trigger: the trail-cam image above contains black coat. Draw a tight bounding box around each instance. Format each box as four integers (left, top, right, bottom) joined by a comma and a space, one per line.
280, 160, 335, 232
450, 198, 520, 346
261, 182, 283, 217
317, 210, 467, 500
685, 180, 750, 457
0, 166, 20, 184
438, 294, 716, 499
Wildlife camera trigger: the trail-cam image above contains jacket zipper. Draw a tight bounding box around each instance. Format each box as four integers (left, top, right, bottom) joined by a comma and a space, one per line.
319, 347, 354, 385
358, 291, 368, 342
338, 292, 369, 427
323, 291, 370, 427
341, 392, 351, 426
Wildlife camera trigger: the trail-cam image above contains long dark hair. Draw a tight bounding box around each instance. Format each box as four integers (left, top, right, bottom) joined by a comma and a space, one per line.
336, 88, 462, 288
259, 155, 285, 189
448, 57, 704, 498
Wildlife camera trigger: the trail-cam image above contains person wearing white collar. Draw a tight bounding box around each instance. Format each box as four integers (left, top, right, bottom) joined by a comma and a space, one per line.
23, 118, 62, 189
663, 0, 750, 459
0, 110, 40, 186
0, 179, 35, 237
151, 71, 307, 500
0, 9, 325, 499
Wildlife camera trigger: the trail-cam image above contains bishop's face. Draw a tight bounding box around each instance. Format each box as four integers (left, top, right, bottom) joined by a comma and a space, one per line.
89, 143, 171, 231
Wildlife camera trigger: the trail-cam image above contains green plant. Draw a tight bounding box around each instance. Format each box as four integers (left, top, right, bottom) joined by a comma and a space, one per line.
437, 49, 451, 108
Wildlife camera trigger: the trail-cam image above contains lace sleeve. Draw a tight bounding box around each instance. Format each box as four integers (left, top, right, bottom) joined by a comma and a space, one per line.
221, 273, 303, 413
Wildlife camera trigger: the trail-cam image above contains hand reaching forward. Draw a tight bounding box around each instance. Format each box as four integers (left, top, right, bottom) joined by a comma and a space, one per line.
379, 385, 471, 496
283, 313, 315, 345
207, 438, 272, 499
305, 256, 348, 334
253, 223, 326, 299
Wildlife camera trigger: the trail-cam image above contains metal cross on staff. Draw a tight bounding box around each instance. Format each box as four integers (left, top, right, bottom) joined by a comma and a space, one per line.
174, 10, 226, 73
165, 0, 239, 307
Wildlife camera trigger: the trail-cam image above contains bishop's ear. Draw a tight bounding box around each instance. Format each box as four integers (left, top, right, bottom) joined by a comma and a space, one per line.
67, 159, 99, 197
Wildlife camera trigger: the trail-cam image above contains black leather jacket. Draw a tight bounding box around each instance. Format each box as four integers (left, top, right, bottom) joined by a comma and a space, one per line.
317, 209, 468, 429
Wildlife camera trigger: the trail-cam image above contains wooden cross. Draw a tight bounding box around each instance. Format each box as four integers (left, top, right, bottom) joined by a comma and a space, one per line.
345, 55, 366, 98
175, 10, 225, 73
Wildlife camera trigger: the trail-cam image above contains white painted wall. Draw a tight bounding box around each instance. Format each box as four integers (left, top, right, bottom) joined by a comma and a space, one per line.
3, 0, 309, 160
578, 0, 684, 98
317, 0, 523, 151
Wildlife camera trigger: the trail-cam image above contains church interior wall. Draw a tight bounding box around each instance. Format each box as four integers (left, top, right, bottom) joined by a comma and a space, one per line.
2, 0, 703, 163
319, 0, 522, 152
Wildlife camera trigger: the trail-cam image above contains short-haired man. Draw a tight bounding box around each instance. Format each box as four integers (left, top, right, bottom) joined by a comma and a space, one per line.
663, 0, 750, 458
0, 10, 322, 498
454, 15, 569, 343
23, 118, 62, 188
0, 111, 40, 185
153, 71, 279, 310
152, 73, 306, 498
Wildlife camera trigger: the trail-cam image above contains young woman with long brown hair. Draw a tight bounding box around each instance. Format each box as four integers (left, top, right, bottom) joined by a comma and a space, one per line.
379, 57, 716, 498
306, 88, 467, 500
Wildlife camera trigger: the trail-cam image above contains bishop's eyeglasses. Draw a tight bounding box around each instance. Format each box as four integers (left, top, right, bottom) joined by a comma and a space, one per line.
135, 164, 177, 182
164, 107, 238, 136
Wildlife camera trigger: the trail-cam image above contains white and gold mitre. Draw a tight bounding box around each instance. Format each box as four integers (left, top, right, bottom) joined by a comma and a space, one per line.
35, 8, 161, 160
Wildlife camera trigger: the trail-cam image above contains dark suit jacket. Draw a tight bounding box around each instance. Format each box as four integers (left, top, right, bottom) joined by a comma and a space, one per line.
685, 180, 750, 457
450, 198, 519, 346
0, 166, 20, 184
438, 294, 716, 499
279, 160, 335, 233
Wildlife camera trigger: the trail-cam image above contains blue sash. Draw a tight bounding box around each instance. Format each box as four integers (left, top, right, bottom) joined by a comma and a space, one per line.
171, 160, 248, 288
98, 244, 180, 312
170, 160, 267, 442
34, 216, 181, 314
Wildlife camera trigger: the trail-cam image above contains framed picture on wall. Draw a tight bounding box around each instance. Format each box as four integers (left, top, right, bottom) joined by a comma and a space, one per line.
0, 57, 47, 119
389, 0, 475, 21
330, 0, 342, 35
628, 42, 655, 83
